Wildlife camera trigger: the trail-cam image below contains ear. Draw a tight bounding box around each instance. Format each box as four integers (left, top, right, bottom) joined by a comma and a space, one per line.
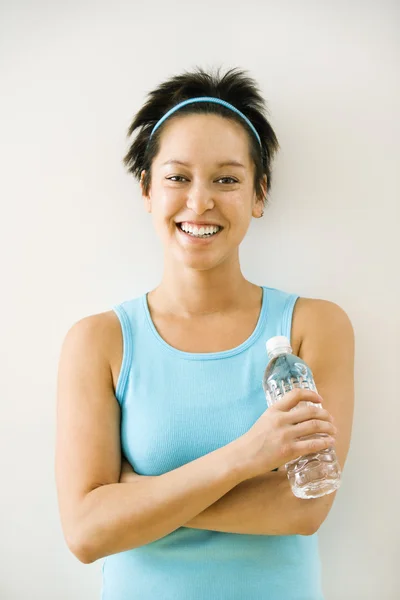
252, 175, 267, 218
140, 169, 152, 213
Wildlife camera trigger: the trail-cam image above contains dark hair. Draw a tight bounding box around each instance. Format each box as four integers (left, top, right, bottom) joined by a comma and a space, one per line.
123, 66, 279, 206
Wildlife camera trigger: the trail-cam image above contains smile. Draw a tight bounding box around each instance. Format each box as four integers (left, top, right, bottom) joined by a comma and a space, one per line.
176, 223, 223, 242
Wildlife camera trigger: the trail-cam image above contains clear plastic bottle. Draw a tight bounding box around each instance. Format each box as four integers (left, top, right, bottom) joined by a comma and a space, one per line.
262, 335, 341, 499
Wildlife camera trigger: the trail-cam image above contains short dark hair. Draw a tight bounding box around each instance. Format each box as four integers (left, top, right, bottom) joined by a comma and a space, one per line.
123, 65, 279, 206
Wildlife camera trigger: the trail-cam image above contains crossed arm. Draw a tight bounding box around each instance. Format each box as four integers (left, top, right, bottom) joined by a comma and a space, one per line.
121, 301, 355, 537
120, 462, 333, 536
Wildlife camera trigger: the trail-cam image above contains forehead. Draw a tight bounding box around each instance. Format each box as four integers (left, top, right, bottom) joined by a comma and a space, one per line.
155, 113, 253, 165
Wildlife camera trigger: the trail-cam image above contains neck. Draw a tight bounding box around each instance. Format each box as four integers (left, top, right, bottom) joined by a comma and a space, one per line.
150, 256, 259, 317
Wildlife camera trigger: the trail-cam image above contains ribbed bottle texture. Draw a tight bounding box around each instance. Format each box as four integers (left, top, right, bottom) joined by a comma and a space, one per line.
262, 336, 341, 499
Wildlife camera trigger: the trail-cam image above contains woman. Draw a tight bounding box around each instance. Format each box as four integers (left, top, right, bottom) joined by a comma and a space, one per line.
55, 66, 355, 599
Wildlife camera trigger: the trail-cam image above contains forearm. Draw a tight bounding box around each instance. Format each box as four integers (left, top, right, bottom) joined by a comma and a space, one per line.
74, 438, 247, 563
183, 470, 317, 536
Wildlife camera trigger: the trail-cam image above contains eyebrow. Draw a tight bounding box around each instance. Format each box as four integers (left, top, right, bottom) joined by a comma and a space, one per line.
161, 159, 246, 169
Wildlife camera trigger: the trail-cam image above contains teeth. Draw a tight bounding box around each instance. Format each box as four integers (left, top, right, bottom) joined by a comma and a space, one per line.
180, 222, 221, 237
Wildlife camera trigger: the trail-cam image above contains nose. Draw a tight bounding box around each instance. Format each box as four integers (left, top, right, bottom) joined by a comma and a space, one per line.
185, 183, 215, 215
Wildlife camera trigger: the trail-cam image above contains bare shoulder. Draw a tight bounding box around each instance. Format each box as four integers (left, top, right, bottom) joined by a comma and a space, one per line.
292, 296, 354, 354
61, 310, 123, 393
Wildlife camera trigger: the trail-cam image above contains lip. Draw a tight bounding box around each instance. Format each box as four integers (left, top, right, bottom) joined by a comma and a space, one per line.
176, 221, 223, 227
176, 222, 223, 244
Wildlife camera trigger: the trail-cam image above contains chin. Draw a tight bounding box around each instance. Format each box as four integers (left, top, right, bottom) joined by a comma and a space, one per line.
167, 247, 213, 269
179, 257, 217, 271
178, 251, 230, 272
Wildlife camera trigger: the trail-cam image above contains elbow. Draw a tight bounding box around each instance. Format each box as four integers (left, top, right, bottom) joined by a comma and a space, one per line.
298, 494, 337, 536
302, 519, 321, 536
301, 509, 332, 535
64, 494, 103, 564
67, 536, 95, 564
69, 540, 98, 564
66, 527, 98, 564
73, 550, 94, 565
75, 547, 96, 565
297, 513, 324, 536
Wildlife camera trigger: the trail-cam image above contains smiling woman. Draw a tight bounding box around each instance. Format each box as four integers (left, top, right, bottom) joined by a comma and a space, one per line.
55, 65, 354, 600
135, 105, 271, 272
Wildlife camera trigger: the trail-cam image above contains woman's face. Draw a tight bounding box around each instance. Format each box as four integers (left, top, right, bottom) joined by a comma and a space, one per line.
141, 113, 266, 271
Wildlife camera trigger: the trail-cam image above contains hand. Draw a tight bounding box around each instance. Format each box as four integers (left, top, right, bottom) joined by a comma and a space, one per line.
239, 388, 337, 480
119, 457, 138, 483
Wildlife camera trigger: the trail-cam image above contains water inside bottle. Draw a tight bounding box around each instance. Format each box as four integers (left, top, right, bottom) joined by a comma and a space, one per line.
263, 350, 341, 499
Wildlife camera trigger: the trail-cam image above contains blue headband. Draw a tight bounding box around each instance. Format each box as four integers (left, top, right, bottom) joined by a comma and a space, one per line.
148, 96, 262, 147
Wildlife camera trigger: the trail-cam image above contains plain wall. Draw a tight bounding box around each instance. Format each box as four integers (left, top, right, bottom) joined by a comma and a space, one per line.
1, 1, 398, 598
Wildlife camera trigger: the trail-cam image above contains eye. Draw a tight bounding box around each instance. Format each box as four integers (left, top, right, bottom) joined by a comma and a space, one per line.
166, 176, 187, 182
217, 177, 238, 184
166, 176, 239, 184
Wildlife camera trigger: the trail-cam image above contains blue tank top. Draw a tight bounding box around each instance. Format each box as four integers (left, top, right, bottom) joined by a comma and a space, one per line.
101, 285, 324, 600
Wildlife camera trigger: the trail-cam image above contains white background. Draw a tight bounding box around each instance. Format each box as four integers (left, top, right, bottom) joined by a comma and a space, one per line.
0, 1, 399, 598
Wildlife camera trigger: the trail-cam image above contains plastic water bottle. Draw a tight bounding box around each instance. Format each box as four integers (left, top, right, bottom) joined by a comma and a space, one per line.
262, 335, 341, 499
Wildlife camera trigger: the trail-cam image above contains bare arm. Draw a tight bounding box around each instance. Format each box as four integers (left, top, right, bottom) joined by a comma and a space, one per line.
179, 299, 355, 535
55, 314, 248, 564
55, 313, 336, 563
184, 471, 329, 535
120, 465, 312, 535
119, 300, 354, 537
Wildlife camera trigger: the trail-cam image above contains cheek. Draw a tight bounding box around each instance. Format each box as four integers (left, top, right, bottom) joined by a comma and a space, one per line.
152, 189, 182, 218
224, 196, 253, 240
226, 194, 253, 220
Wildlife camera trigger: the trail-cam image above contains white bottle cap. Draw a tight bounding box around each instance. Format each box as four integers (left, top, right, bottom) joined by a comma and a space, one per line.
266, 335, 292, 357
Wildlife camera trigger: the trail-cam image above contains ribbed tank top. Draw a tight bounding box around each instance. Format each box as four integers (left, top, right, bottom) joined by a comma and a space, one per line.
101, 285, 324, 600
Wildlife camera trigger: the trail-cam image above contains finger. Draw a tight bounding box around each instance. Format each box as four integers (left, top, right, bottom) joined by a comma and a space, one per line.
275, 388, 323, 412
284, 405, 333, 425
293, 435, 335, 457
291, 418, 337, 439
